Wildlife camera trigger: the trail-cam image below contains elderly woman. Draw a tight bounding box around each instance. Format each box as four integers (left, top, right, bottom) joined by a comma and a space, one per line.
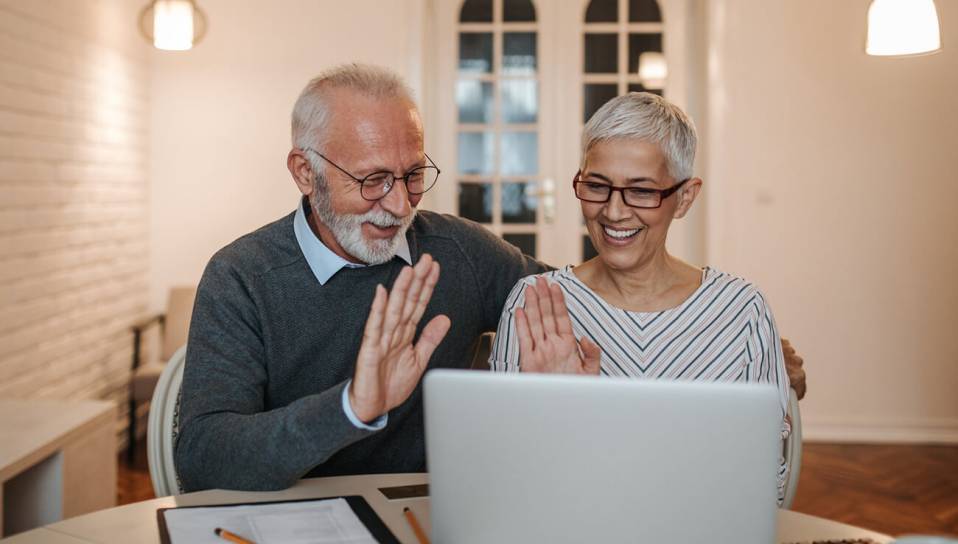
489, 92, 791, 502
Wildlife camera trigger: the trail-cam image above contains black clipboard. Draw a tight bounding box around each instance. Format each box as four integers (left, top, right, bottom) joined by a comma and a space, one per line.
156, 495, 400, 544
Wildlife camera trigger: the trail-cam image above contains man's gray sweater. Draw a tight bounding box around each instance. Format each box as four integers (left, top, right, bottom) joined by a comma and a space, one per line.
175, 209, 546, 491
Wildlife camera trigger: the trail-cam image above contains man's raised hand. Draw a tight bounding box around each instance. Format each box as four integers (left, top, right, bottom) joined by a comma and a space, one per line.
349, 254, 450, 423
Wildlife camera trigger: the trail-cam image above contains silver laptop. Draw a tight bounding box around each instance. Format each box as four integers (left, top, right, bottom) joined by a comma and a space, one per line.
424, 370, 781, 544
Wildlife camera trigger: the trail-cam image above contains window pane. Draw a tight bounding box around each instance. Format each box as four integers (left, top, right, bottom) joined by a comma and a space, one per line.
628, 33, 663, 74
501, 80, 538, 124
629, 0, 662, 22
503, 233, 536, 257
585, 0, 617, 22
627, 83, 663, 96
500, 132, 538, 176
458, 182, 493, 223
503, 0, 536, 22
584, 33, 617, 73
503, 32, 537, 75
458, 132, 495, 175
502, 182, 537, 223
457, 80, 494, 124
583, 235, 599, 260
583, 84, 618, 123
460, 0, 492, 22
459, 33, 493, 74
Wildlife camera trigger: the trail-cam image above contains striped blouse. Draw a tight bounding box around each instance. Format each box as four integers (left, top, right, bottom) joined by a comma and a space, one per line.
489, 265, 791, 502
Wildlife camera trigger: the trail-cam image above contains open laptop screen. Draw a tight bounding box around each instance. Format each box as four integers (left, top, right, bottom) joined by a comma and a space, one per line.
424, 370, 781, 544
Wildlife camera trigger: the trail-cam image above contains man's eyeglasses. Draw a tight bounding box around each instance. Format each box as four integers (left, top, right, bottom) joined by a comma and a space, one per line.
573, 172, 690, 209
303, 147, 440, 202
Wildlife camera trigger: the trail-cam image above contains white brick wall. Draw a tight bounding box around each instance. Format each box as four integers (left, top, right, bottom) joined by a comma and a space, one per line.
0, 0, 151, 448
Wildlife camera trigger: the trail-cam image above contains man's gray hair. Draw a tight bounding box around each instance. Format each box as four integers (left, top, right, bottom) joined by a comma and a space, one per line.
581, 92, 697, 181
291, 63, 416, 153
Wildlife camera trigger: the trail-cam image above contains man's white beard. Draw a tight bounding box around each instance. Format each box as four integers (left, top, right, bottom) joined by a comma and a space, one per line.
312, 193, 416, 265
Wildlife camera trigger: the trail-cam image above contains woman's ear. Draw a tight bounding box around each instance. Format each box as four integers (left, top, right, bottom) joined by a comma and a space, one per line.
287, 148, 315, 197
673, 177, 703, 219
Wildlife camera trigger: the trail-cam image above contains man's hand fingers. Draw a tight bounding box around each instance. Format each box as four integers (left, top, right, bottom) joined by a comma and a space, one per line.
361, 285, 387, 350
394, 261, 440, 348
413, 314, 451, 366
523, 284, 546, 344
401, 254, 433, 324
781, 337, 796, 356
409, 259, 440, 326
392, 260, 440, 348
780, 336, 807, 400
382, 266, 413, 344
788, 365, 807, 400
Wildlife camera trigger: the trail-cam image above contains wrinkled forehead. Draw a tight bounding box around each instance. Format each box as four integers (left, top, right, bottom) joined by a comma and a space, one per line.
321, 91, 425, 170
328, 92, 422, 144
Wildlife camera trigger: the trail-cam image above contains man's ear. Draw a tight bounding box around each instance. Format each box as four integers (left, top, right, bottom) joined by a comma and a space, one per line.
288, 148, 315, 197
673, 177, 702, 219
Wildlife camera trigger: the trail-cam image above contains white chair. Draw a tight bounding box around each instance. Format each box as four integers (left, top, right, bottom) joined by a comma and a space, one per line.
129, 286, 196, 462
781, 387, 803, 509
147, 344, 187, 497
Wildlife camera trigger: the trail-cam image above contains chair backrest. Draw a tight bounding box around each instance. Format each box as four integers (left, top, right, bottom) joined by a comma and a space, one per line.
147, 344, 187, 497
781, 387, 803, 509
160, 287, 196, 362
470, 331, 495, 370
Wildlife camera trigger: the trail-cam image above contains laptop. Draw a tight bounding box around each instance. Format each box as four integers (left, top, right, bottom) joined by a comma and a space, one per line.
423, 370, 782, 544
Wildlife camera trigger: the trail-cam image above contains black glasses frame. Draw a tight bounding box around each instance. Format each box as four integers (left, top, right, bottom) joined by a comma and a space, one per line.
303, 147, 440, 201
573, 172, 690, 209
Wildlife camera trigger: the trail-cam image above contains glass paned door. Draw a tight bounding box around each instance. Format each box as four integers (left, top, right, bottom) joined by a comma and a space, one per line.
431, 0, 685, 267
451, 0, 545, 258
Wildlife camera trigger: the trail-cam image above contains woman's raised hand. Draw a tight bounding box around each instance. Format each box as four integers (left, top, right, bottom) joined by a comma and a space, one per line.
515, 277, 601, 375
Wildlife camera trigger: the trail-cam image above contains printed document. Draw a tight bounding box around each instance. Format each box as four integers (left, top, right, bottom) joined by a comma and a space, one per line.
163, 497, 378, 543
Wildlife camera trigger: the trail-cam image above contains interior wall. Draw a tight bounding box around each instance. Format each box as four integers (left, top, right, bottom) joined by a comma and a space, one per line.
0, 0, 150, 421
705, 0, 958, 442
149, 0, 426, 310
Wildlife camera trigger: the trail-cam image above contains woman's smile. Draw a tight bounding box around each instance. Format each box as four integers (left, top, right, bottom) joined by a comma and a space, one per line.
601, 224, 645, 245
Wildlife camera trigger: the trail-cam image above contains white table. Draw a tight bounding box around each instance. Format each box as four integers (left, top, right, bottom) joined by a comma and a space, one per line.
0, 400, 116, 538
0, 473, 893, 543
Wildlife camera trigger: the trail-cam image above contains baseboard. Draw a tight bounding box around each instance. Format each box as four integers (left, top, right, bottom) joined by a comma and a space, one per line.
803, 417, 958, 444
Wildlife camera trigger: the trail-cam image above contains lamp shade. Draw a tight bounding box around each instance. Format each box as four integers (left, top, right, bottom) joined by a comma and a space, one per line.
638, 52, 668, 90
866, 0, 941, 56
139, 0, 208, 51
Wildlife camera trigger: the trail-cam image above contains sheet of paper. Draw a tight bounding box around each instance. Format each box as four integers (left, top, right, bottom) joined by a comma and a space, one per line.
163, 497, 379, 544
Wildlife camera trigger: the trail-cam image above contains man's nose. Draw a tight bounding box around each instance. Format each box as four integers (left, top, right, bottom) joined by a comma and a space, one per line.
378, 177, 412, 217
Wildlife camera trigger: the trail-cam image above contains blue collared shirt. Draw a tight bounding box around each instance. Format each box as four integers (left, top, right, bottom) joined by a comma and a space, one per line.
293, 198, 412, 285
292, 199, 412, 430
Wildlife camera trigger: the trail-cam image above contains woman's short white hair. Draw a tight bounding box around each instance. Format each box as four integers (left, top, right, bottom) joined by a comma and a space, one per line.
291, 63, 416, 153
581, 92, 697, 181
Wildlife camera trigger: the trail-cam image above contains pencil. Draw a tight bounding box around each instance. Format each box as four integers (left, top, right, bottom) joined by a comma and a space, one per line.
214, 527, 256, 544
403, 506, 431, 544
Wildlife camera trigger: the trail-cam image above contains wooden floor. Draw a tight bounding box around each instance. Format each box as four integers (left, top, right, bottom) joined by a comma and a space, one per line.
118, 441, 958, 538
790, 443, 958, 537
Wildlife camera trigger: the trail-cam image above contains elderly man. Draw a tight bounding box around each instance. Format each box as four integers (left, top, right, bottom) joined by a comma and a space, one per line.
175, 63, 806, 492
175, 64, 545, 492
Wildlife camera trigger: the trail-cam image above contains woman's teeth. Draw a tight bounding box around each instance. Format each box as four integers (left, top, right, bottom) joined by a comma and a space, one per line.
603, 226, 641, 239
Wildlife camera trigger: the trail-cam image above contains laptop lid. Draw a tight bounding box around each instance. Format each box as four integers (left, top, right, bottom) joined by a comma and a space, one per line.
424, 370, 781, 544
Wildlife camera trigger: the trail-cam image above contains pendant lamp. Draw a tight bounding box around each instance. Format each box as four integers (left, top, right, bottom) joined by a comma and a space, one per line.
139, 0, 208, 51
866, 0, 941, 56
